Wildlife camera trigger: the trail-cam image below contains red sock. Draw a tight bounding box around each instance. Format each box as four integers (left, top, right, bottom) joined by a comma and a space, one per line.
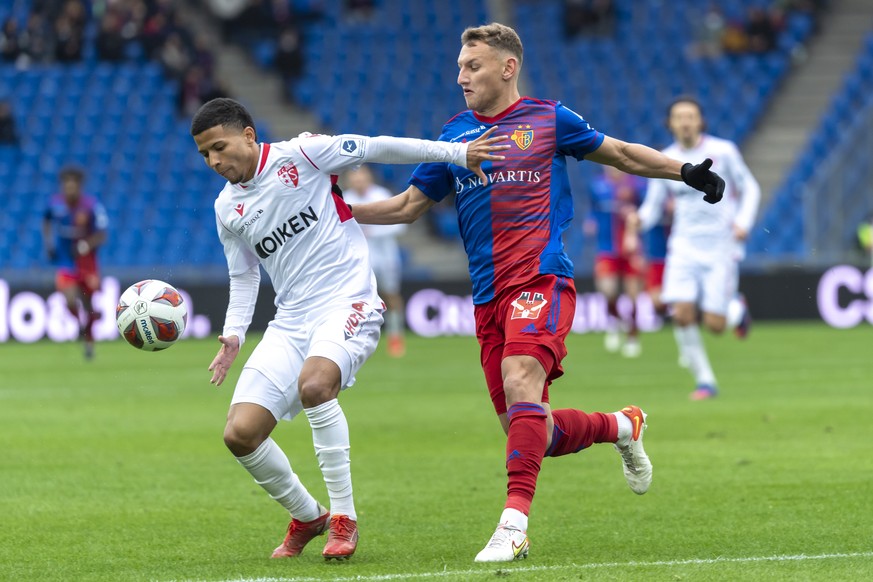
546, 409, 618, 457
504, 402, 548, 515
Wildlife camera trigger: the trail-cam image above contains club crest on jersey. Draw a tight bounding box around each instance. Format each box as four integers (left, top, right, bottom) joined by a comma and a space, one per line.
511, 291, 547, 320
510, 125, 534, 151
343, 302, 368, 340
277, 162, 299, 187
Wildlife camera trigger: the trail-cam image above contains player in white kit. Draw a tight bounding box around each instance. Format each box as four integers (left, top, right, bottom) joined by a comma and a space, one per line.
343, 165, 408, 357
626, 96, 760, 400
190, 98, 508, 560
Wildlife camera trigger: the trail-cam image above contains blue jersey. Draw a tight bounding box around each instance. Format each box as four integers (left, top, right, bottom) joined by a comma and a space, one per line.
410, 98, 604, 304
645, 222, 670, 261
43, 194, 108, 268
589, 171, 646, 256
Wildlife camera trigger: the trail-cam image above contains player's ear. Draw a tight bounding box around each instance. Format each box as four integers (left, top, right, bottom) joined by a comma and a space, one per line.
503, 56, 519, 81
244, 126, 257, 143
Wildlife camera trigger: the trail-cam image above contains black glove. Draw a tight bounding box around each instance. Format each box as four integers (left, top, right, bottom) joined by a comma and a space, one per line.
681, 158, 725, 204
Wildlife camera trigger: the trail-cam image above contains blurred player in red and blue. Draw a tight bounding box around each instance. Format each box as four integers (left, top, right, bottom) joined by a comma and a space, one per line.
589, 166, 647, 357
351, 23, 725, 561
41, 166, 108, 359
642, 197, 673, 317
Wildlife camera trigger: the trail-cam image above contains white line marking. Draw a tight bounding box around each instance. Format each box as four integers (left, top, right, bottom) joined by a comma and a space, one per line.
174, 551, 873, 582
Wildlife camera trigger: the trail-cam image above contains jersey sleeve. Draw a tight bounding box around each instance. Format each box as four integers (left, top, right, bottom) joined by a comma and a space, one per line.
215, 210, 260, 346
297, 133, 466, 176
555, 103, 605, 161
408, 125, 455, 203
92, 201, 109, 232
725, 143, 761, 233
216, 210, 260, 277
638, 178, 668, 233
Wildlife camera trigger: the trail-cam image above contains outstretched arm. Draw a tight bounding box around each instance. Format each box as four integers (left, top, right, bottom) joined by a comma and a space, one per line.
303, 127, 508, 185
586, 136, 683, 179
587, 136, 725, 204
351, 185, 436, 225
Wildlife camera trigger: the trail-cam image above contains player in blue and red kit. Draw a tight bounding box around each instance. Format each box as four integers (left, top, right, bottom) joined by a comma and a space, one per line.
41, 166, 108, 359
350, 23, 724, 561
643, 198, 673, 316
589, 166, 647, 357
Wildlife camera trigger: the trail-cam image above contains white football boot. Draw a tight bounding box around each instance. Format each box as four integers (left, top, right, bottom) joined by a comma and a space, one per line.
474, 523, 530, 562
614, 405, 653, 495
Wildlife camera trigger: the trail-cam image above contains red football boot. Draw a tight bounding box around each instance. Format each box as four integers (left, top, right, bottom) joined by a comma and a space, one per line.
322, 514, 358, 560
271, 506, 330, 558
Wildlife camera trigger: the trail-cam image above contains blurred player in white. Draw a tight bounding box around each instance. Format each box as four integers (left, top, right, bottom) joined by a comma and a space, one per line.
626, 96, 760, 400
342, 165, 408, 357
190, 98, 507, 560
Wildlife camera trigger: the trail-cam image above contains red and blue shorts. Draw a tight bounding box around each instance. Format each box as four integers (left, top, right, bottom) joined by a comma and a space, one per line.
474, 274, 576, 415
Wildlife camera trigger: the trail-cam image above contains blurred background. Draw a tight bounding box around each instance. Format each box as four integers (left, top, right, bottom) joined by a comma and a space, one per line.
1, 0, 871, 339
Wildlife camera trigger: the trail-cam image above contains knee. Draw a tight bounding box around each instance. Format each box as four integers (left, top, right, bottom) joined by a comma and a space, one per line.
298, 378, 338, 408
672, 305, 695, 327
223, 420, 265, 457
502, 373, 540, 408
706, 319, 727, 335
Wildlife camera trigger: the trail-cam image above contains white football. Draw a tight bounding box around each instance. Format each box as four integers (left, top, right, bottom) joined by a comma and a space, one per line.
116, 279, 188, 351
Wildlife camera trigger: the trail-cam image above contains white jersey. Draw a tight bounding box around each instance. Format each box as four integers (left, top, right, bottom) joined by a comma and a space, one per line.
214, 134, 468, 343
639, 134, 760, 260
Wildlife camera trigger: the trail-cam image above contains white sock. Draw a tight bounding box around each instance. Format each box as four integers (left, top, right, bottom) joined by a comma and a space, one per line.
304, 399, 356, 520
726, 296, 745, 329
613, 411, 633, 445
499, 507, 528, 532
236, 437, 322, 521
674, 324, 717, 386
672, 325, 687, 362
386, 310, 403, 336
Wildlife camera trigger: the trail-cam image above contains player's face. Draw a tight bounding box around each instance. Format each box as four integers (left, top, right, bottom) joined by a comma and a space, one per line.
61, 176, 82, 203
193, 124, 258, 184
347, 167, 373, 192
668, 102, 704, 146
457, 42, 512, 114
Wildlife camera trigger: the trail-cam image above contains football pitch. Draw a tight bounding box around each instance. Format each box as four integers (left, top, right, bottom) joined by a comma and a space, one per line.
1, 322, 871, 581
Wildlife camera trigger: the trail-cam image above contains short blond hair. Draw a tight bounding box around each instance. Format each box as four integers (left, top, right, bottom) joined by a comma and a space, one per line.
461, 23, 523, 66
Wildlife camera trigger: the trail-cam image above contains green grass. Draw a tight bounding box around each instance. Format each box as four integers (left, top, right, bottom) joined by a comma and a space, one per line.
1, 322, 872, 581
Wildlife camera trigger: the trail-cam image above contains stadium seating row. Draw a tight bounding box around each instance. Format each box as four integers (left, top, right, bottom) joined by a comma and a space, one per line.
0, 0, 861, 277
0, 61, 227, 269
747, 32, 873, 260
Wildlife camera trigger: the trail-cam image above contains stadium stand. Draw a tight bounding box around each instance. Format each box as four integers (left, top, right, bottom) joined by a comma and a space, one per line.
748, 31, 873, 263
0, 1, 229, 275
4, 0, 867, 281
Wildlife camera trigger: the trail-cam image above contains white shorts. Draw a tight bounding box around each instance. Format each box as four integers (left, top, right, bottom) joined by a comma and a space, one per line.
661, 251, 738, 316
231, 301, 384, 421
369, 239, 402, 295
373, 257, 401, 296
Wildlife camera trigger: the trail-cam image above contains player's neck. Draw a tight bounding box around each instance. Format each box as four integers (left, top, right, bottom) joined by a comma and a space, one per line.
475, 91, 522, 120
678, 134, 703, 150
242, 142, 261, 182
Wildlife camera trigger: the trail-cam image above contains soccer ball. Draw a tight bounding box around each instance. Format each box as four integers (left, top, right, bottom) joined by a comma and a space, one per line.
116, 279, 188, 351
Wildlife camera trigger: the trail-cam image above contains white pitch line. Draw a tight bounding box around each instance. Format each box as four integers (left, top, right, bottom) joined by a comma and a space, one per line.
176, 551, 873, 582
